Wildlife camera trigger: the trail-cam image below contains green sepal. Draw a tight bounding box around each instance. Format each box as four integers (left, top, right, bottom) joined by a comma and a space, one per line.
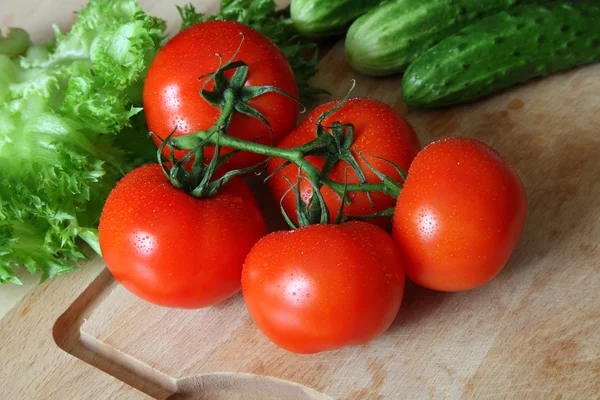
279, 181, 299, 230
307, 176, 330, 225
346, 207, 396, 221
315, 80, 356, 134
240, 85, 307, 114
334, 169, 350, 225
207, 158, 268, 197
339, 149, 374, 208
357, 150, 408, 183
229, 65, 249, 90
233, 100, 270, 127
282, 168, 331, 229
292, 171, 311, 227
200, 90, 223, 107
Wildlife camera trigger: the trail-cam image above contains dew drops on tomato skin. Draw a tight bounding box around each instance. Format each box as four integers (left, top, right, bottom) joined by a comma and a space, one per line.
129, 231, 158, 258
163, 84, 181, 110
415, 207, 440, 242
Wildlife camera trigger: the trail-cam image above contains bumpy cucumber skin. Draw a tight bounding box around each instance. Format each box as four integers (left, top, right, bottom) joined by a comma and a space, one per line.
291, 0, 382, 38
346, 0, 522, 76
402, 1, 600, 108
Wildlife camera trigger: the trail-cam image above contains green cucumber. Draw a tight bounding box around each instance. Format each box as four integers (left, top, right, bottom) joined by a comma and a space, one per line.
291, 0, 383, 38
402, 1, 600, 108
345, 0, 523, 76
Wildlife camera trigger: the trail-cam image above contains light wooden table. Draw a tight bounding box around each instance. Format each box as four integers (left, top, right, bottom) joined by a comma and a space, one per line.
0, 273, 38, 318
1, 1, 599, 399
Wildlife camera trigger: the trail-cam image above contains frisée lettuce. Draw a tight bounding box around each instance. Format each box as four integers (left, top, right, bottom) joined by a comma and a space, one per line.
0, 0, 165, 284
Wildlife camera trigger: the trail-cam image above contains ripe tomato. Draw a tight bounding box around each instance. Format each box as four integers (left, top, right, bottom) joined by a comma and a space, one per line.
99, 164, 266, 308
267, 98, 420, 227
392, 137, 527, 292
143, 21, 299, 170
242, 221, 405, 354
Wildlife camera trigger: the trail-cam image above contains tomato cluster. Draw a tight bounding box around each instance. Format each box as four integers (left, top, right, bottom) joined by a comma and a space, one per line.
99, 21, 527, 354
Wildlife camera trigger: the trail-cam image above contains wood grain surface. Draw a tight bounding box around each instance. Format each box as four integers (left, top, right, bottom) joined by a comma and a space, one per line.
1, 0, 599, 399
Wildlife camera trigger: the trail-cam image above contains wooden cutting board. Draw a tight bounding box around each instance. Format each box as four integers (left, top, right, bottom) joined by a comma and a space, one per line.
1, 1, 599, 399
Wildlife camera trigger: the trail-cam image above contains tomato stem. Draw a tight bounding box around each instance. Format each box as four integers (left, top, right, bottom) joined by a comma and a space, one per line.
170, 129, 401, 201
217, 89, 237, 129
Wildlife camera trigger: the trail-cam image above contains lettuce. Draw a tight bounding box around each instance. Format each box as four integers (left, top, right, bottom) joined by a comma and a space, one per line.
0, 0, 165, 284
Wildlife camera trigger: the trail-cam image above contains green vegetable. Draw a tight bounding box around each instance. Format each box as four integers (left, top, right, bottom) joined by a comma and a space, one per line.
178, 0, 325, 103
290, 0, 382, 38
0, 28, 31, 58
0, 0, 165, 284
402, 0, 600, 108
346, 0, 523, 76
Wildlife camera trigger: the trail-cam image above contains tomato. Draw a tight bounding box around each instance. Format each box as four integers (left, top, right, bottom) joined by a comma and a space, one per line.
143, 21, 299, 170
242, 221, 405, 354
99, 164, 266, 308
392, 137, 527, 292
267, 98, 420, 227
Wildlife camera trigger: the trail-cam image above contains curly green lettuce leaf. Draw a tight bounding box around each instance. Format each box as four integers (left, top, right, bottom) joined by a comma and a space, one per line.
0, 0, 165, 284
0, 28, 32, 59
177, 0, 325, 103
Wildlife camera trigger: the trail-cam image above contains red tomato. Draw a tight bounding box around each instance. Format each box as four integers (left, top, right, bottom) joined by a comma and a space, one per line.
99, 164, 266, 308
392, 137, 527, 292
143, 21, 299, 170
242, 221, 405, 354
267, 98, 420, 227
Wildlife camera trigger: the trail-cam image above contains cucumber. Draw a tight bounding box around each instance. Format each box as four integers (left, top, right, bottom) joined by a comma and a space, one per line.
291, 0, 383, 38
402, 1, 600, 108
345, 0, 523, 76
